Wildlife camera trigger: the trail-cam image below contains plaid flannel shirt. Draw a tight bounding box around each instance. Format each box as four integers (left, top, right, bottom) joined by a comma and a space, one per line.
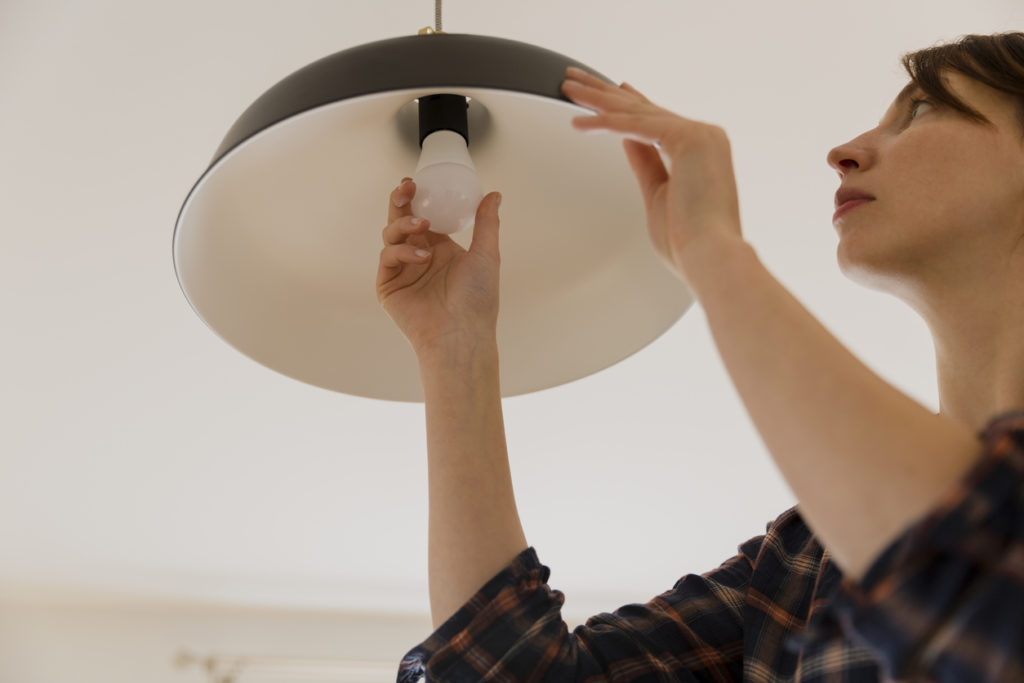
398, 409, 1024, 682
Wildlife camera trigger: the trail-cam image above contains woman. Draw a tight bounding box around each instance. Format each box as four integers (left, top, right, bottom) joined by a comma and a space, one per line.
379, 32, 1024, 682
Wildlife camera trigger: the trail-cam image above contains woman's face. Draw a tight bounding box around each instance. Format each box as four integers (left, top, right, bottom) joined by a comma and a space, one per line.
826, 70, 1024, 299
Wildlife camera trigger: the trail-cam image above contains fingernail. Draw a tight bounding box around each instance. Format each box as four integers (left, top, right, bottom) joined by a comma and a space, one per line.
496, 193, 503, 208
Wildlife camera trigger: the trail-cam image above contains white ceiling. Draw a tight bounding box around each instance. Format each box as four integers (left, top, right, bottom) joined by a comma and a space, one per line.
3, 0, 1022, 624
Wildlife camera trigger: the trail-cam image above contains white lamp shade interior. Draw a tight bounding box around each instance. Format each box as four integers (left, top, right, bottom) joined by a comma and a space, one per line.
174, 86, 694, 401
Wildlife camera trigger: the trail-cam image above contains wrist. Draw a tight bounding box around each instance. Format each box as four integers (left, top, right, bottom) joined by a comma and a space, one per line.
675, 232, 754, 298
416, 332, 499, 365
417, 335, 501, 397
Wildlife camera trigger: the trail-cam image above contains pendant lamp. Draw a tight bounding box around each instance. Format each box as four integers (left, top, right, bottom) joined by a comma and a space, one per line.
172, 5, 695, 403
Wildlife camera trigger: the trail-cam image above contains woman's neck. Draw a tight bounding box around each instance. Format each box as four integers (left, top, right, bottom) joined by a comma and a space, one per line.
929, 282, 1024, 432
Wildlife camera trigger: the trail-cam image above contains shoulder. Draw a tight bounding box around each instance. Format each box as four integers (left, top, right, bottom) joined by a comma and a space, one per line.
745, 505, 831, 571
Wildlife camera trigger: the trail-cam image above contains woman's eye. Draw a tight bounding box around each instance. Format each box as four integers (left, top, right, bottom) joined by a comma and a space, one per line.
909, 99, 933, 120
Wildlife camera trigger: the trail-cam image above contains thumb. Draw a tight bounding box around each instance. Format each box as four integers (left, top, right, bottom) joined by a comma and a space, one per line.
469, 191, 502, 260
623, 138, 668, 212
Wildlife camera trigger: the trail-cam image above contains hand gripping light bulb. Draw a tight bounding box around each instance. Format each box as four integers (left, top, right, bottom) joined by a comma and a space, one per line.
410, 95, 483, 235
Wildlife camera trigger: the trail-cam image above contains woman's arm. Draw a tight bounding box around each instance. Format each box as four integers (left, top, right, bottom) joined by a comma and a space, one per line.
417, 336, 528, 629
679, 234, 981, 581
559, 67, 982, 582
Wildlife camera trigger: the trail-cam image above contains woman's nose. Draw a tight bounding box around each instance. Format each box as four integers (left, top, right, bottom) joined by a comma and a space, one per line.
827, 143, 863, 177
827, 127, 880, 177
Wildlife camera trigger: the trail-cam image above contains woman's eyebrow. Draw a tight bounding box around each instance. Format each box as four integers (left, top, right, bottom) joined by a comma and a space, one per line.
879, 82, 923, 125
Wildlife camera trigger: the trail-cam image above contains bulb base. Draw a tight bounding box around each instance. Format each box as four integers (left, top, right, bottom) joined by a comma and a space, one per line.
413, 130, 476, 174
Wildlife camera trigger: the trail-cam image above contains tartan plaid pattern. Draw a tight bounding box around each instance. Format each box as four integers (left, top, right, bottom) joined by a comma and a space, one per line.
398, 410, 1024, 682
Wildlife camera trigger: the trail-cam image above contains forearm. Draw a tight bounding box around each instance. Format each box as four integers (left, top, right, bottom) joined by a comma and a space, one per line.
679, 235, 980, 581
417, 338, 528, 629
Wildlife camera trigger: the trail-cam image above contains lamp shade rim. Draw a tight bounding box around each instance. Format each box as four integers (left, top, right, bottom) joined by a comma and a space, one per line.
206, 33, 615, 169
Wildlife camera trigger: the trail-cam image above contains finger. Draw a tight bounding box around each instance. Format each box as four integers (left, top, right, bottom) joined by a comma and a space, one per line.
376, 243, 432, 284
620, 82, 653, 105
564, 67, 653, 107
383, 214, 431, 246
387, 177, 416, 225
469, 192, 502, 261
572, 111, 669, 149
622, 138, 669, 211
561, 78, 636, 113
565, 66, 620, 93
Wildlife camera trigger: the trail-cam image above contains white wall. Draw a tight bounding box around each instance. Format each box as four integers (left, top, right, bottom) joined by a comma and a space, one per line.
0, 596, 435, 683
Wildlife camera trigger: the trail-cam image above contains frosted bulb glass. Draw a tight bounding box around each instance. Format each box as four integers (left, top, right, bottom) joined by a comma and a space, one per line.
411, 130, 484, 235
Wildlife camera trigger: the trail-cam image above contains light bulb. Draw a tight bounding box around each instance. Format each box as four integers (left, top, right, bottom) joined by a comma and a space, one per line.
411, 129, 483, 235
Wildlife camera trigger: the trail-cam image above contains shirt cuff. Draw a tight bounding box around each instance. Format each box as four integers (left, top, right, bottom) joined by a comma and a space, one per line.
397, 546, 552, 682
798, 408, 1024, 679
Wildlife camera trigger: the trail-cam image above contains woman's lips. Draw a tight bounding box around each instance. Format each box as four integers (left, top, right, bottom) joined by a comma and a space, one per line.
833, 198, 874, 222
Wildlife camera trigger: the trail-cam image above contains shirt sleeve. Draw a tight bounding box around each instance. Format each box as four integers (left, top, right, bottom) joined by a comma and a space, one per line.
397, 535, 764, 682
802, 408, 1024, 681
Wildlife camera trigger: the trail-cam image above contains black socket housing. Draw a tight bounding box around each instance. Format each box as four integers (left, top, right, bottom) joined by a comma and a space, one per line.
418, 94, 470, 148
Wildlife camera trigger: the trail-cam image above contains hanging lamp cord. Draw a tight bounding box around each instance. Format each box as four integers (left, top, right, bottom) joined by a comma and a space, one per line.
419, 0, 444, 35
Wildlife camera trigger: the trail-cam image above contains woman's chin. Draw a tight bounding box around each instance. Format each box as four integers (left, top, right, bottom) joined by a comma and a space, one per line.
837, 239, 900, 294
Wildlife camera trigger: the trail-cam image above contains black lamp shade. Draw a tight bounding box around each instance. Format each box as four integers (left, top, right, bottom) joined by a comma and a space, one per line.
173, 33, 694, 401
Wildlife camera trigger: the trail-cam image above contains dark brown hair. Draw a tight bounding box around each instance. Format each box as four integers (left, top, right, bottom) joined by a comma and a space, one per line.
900, 32, 1024, 134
